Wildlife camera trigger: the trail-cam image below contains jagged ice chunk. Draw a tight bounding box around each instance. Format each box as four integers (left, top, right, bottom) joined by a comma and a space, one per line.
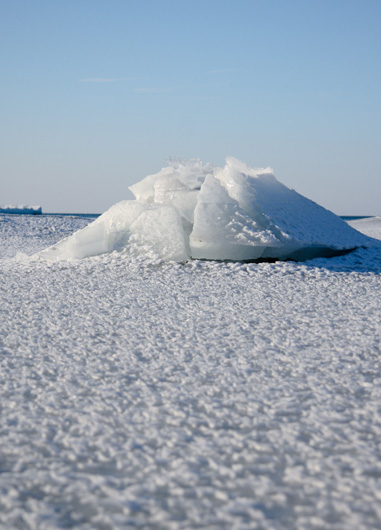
38, 157, 377, 262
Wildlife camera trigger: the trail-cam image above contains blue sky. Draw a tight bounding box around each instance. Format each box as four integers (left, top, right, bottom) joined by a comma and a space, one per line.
1, 0, 380, 214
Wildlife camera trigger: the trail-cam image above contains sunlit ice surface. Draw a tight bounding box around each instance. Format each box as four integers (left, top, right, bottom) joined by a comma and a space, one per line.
37, 158, 378, 263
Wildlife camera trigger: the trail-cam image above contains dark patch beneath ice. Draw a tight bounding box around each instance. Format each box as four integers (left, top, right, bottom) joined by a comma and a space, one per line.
206, 246, 358, 264
285, 245, 357, 262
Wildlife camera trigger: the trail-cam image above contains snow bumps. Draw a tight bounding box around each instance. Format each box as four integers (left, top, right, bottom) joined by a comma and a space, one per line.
39, 157, 376, 262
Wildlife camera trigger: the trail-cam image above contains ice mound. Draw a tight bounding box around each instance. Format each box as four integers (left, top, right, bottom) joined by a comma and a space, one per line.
0, 205, 42, 215
39, 157, 377, 262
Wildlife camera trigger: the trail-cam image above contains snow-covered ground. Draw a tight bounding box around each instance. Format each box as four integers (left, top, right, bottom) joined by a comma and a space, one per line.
1, 213, 381, 529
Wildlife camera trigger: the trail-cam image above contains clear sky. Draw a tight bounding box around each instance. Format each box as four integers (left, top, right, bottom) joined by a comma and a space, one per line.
1, 0, 380, 214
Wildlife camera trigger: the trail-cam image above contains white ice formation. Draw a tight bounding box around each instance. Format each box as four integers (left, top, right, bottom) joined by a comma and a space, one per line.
0, 205, 42, 215
39, 157, 376, 262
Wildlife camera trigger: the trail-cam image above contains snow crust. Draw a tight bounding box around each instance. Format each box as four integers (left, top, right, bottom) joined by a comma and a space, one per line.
38, 158, 376, 262
348, 216, 381, 240
0, 205, 42, 215
1, 214, 381, 529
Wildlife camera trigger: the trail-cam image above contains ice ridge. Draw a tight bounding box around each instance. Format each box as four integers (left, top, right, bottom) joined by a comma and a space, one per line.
0, 205, 42, 215
38, 157, 377, 262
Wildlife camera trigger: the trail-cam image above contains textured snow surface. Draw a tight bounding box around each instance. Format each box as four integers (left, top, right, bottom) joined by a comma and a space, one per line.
1, 214, 381, 529
38, 158, 376, 262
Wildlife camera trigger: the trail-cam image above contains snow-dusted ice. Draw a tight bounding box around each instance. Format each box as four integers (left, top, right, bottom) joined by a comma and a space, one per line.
38, 158, 377, 262
0, 198, 381, 528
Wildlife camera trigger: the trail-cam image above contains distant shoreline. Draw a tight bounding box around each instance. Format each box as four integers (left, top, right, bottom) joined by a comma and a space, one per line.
44, 213, 101, 219
0, 212, 377, 222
